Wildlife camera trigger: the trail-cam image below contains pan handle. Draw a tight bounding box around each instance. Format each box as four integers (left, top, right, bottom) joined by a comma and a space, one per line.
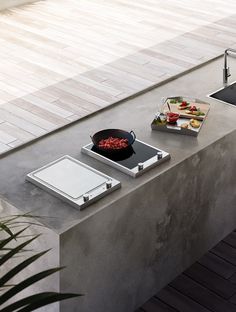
90, 135, 96, 145
130, 130, 136, 144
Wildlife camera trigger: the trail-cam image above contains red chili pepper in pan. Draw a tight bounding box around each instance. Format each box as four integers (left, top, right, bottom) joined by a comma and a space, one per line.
98, 137, 129, 150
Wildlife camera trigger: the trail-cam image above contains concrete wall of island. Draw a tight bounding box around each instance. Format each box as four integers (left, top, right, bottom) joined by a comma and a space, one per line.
1, 129, 235, 312
60, 130, 236, 312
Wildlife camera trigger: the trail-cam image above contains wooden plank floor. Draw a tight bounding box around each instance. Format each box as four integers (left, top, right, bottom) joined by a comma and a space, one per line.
0, 0, 236, 154
137, 230, 236, 312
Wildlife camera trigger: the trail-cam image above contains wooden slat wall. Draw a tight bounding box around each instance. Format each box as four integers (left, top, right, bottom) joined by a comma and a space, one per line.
139, 230, 236, 312
0, 0, 236, 154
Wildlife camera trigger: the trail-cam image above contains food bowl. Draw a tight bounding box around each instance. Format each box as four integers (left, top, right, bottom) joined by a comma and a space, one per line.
166, 112, 179, 124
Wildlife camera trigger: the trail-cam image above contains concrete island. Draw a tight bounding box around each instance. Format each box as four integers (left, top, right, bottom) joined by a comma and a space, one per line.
1, 57, 236, 312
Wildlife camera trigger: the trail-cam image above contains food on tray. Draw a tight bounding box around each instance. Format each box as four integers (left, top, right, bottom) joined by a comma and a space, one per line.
154, 113, 167, 125
189, 105, 197, 111
98, 137, 129, 150
190, 119, 200, 128
178, 101, 191, 110
181, 123, 189, 129
159, 113, 167, 123
169, 97, 183, 104
186, 106, 205, 116
166, 112, 179, 123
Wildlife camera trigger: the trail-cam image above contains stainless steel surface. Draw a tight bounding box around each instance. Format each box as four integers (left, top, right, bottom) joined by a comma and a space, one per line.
106, 180, 112, 189
83, 194, 90, 202
26, 155, 121, 210
138, 163, 144, 171
157, 152, 163, 159
223, 48, 236, 85
81, 140, 170, 178
33, 157, 107, 198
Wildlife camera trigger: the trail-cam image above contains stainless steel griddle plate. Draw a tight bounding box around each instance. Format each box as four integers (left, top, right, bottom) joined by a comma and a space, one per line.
26, 155, 121, 209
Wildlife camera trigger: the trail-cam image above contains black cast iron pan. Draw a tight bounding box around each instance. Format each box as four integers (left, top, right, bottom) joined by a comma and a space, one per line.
90, 129, 136, 155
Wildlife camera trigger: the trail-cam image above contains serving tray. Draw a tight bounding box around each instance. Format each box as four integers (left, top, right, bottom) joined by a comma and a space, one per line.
151, 96, 210, 137
26, 155, 121, 210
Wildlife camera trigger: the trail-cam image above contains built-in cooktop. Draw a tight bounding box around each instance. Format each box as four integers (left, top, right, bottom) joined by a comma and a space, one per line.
26, 155, 121, 210
82, 139, 170, 177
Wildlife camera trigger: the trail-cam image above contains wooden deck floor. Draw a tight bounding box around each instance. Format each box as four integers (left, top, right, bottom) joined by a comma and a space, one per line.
0, 0, 236, 154
137, 230, 236, 312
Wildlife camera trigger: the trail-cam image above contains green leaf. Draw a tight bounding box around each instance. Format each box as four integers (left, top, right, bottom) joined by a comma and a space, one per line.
0, 250, 50, 288
0, 223, 14, 238
0, 267, 64, 305
0, 292, 82, 312
0, 292, 54, 312
2, 221, 43, 227
0, 214, 82, 311
0, 235, 40, 268
0, 249, 34, 253
0, 227, 28, 250
0, 284, 15, 290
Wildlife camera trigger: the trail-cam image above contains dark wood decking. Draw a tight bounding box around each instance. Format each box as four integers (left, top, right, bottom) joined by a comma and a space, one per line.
136, 230, 236, 312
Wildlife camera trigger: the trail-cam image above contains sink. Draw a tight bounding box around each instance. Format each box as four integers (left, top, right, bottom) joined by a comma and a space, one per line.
209, 82, 236, 106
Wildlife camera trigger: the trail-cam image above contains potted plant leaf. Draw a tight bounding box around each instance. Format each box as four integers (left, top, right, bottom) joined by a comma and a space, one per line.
0, 213, 81, 312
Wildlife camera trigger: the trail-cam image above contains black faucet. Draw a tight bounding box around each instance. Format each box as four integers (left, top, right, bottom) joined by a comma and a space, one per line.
223, 48, 236, 85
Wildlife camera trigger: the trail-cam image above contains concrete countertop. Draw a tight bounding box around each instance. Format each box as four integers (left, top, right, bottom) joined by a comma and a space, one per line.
1, 56, 236, 234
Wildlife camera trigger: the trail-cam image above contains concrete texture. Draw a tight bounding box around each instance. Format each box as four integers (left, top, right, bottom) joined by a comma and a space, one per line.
1, 56, 236, 311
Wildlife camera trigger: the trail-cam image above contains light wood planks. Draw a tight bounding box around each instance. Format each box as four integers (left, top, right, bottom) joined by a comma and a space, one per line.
0, 0, 236, 154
